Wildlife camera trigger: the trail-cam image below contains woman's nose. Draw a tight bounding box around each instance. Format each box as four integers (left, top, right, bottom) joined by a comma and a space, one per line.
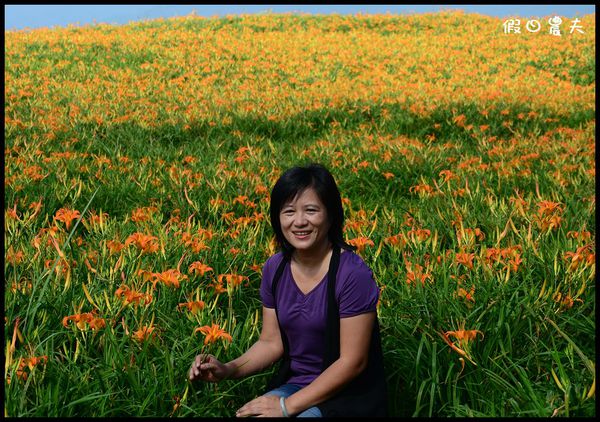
293, 213, 308, 226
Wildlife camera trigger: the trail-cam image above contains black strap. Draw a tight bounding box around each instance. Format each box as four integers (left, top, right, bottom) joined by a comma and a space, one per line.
271, 255, 291, 358
323, 247, 341, 370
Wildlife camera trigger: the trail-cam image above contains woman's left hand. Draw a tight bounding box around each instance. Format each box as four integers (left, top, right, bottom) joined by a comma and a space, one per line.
235, 395, 284, 417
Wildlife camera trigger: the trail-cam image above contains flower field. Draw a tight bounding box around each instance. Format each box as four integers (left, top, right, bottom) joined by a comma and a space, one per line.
4, 11, 595, 416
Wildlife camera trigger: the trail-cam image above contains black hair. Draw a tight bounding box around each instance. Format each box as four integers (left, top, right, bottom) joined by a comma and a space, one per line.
269, 163, 356, 258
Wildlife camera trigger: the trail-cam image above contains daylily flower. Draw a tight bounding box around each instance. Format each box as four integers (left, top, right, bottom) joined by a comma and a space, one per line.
14, 355, 48, 382
130, 206, 157, 223
106, 239, 126, 255
407, 228, 431, 242
150, 269, 187, 288
218, 274, 248, 288
439, 326, 484, 365
178, 300, 205, 314
62, 311, 106, 331
195, 323, 232, 345
553, 292, 583, 309
457, 286, 475, 302
536, 200, 563, 217
405, 263, 431, 286
566, 230, 592, 241
409, 183, 434, 196
188, 262, 214, 277
457, 228, 485, 243
384, 234, 406, 249
563, 245, 595, 272
6, 246, 25, 266
125, 232, 159, 254
115, 285, 153, 306
53, 208, 81, 230
455, 252, 475, 269
133, 324, 157, 342
439, 170, 458, 183
347, 236, 375, 253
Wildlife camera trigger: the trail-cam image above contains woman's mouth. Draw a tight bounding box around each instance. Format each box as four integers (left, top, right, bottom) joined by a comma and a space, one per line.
292, 231, 312, 239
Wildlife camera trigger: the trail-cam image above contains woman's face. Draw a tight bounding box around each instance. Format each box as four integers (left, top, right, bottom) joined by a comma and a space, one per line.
279, 187, 331, 254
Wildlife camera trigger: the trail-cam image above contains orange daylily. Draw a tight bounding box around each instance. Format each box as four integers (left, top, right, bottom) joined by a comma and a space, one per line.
53, 208, 81, 230
563, 245, 595, 272
14, 355, 48, 382
384, 234, 406, 248
5, 203, 20, 221
62, 311, 106, 331
133, 324, 157, 342
409, 183, 434, 195
566, 230, 592, 241
405, 263, 432, 286
439, 169, 458, 183
115, 285, 153, 306
347, 236, 375, 253
130, 206, 157, 223
125, 232, 159, 254
180, 232, 209, 253
553, 292, 583, 309
150, 269, 187, 288
455, 252, 475, 269
458, 228, 485, 243
188, 261, 214, 276
106, 239, 126, 255
536, 200, 563, 217
457, 286, 475, 302
6, 246, 25, 266
407, 228, 431, 242
439, 327, 484, 365
178, 300, 205, 314
217, 274, 248, 288
195, 323, 233, 345
445, 329, 484, 343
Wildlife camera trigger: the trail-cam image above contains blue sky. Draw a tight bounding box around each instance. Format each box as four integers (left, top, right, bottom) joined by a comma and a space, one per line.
4, 4, 595, 31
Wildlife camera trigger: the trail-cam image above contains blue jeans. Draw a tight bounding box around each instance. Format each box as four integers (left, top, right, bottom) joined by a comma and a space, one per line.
264, 383, 323, 417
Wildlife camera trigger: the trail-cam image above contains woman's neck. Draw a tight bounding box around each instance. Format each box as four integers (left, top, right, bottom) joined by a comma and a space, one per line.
291, 241, 333, 269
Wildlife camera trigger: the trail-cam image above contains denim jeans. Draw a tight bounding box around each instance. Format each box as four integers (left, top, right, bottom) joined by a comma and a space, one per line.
264, 383, 323, 417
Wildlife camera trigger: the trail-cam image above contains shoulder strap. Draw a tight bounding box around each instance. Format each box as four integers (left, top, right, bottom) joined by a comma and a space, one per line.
271, 255, 290, 357
322, 247, 341, 370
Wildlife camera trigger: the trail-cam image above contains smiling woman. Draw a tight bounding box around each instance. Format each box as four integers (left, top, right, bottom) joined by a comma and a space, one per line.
189, 163, 388, 417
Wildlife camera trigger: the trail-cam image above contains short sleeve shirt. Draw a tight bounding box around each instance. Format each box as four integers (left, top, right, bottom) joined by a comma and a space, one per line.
259, 250, 379, 387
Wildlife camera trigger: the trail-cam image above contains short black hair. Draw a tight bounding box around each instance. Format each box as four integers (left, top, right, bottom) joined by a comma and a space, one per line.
269, 163, 356, 258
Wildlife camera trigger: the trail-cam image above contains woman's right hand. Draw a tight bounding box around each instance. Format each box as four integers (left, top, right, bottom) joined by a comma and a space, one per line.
189, 354, 232, 383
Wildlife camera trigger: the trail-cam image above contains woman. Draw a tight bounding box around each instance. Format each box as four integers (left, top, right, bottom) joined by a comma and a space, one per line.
189, 163, 388, 417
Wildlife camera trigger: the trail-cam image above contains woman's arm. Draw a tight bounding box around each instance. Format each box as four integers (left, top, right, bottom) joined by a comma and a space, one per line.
283, 311, 376, 415
224, 306, 284, 379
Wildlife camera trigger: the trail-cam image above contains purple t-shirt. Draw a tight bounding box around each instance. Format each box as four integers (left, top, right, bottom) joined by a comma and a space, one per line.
259, 250, 379, 387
